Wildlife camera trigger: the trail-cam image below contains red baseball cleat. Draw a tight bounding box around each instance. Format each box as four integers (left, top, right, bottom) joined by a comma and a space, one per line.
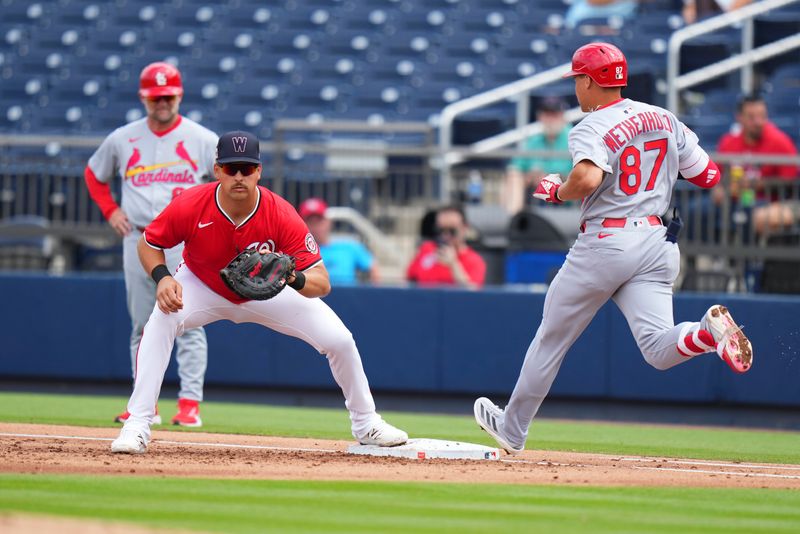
703, 305, 753, 374
171, 398, 202, 427
114, 409, 161, 425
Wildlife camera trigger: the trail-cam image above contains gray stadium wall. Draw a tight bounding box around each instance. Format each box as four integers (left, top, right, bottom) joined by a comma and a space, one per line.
2, 274, 799, 407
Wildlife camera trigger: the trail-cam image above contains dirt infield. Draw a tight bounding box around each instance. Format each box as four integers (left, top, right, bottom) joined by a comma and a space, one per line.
2, 423, 800, 489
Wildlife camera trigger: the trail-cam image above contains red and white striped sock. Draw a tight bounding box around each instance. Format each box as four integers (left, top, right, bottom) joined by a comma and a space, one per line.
677, 323, 717, 358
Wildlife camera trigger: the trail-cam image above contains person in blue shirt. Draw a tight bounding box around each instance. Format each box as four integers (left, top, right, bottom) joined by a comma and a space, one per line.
299, 198, 379, 285
502, 96, 573, 214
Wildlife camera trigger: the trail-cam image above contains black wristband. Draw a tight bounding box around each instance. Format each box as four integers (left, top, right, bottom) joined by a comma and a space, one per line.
288, 271, 306, 290
151, 264, 171, 284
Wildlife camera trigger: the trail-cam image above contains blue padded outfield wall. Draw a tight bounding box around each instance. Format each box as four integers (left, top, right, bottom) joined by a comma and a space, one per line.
2, 273, 799, 407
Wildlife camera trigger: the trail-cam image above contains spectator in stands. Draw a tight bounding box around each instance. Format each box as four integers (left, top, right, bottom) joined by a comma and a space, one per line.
717, 94, 798, 233
565, 0, 638, 29
406, 205, 486, 289
502, 96, 573, 214
683, 0, 752, 25
299, 198, 379, 285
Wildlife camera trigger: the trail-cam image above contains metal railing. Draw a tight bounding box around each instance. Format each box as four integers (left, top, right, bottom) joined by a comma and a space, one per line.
1, 133, 799, 292
437, 62, 575, 203
666, 0, 800, 113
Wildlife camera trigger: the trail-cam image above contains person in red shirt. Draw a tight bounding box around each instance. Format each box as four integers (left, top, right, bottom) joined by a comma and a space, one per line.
718, 95, 798, 233
110, 131, 407, 454
406, 205, 486, 289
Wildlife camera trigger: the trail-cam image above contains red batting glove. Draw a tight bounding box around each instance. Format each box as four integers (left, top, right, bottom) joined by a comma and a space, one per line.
533, 176, 563, 204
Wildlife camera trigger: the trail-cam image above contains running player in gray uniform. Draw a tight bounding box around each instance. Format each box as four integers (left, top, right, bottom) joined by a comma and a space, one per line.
85, 62, 218, 427
474, 43, 754, 454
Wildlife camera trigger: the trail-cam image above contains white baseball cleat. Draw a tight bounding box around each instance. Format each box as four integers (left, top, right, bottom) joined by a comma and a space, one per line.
357, 420, 408, 447
703, 305, 753, 374
111, 428, 149, 454
473, 397, 523, 455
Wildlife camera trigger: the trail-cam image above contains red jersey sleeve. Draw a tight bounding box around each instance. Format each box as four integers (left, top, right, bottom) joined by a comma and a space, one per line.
406, 245, 429, 282
143, 193, 192, 250
775, 134, 798, 179
460, 248, 486, 287
274, 197, 323, 271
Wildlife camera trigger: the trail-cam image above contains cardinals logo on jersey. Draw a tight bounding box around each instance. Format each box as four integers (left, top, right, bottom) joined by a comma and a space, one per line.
123, 140, 199, 186
175, 141, 198, 172
125, 148, 142, 175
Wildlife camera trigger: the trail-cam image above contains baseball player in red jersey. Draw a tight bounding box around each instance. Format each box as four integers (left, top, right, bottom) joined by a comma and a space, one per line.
474, 43, 754, 455
111, 131, 407, 453
85, 62, 217, 427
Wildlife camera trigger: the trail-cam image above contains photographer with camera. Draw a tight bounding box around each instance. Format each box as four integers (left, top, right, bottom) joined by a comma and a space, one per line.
406, 205, 486, 289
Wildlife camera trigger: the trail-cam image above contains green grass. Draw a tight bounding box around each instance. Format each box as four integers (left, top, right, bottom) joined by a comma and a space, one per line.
1, 474, 799, 533
1, 391, 800, 464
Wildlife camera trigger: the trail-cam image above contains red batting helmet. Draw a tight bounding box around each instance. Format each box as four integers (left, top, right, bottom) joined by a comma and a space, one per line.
138, 62, 184, 98
562, 42, 627, 88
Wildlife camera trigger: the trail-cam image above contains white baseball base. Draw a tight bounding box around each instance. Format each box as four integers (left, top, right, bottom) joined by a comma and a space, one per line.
348, 438, 501, 461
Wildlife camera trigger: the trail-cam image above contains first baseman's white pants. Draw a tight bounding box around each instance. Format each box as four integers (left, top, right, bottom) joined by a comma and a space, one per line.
123, 265, 381, 442
503, 220, 702, 449
124, 231, 207, 401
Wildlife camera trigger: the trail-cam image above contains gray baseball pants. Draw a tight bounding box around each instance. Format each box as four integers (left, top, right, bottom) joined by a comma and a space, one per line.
503, 218, 701, 449
123, 230, 207, 401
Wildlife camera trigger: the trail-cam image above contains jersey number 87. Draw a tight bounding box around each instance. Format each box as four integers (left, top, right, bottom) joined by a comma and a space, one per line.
619, 138, 668, 196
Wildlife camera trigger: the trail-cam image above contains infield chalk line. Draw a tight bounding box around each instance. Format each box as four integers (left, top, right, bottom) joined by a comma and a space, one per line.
0, 432, 338, 454
620, 457, 800, 471
632, 466, 800, 480
3, 432, 799, 478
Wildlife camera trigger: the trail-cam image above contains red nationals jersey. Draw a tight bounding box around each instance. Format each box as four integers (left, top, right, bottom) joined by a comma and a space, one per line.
144, 182, 322, 303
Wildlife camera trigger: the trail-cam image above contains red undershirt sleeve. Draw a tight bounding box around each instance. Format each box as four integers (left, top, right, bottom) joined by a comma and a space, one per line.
84, 166, 119, 220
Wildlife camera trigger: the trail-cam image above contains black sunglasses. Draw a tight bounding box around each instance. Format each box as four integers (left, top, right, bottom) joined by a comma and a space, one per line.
220, 163, 259, 176
146, 95, 177, 103
436, 226, 458, 237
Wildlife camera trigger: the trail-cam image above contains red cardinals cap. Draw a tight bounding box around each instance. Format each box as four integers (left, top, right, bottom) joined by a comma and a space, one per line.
299, 198, 328, 219
139, 62, 184, 98
562, 42, 627, 88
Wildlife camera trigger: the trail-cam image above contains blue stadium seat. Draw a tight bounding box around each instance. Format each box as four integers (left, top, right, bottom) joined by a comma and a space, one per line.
87, 28, 144, 54
306, 53, 363, 84
111, 3, 163, 28
341, 5, 394, 32
12, 50, 70, 77
215, 104, 273, 138
766, 88, 800, 116
0, 75, 46, 103
768, 65, 800, 91
34, 104, 87, 133
427, 57, 481, 85
225, 5, 277, 31
0, 103, 32, 132
263, 29, 317, 57
685, 89, 738, 121
381, 31, 437, 60
681, 114, 732, 149
31, 24, 85, 51
322, 32, 378, 62
67, 50, 127, 77
489, 57, 544, 84
441, 33, 495, 60
279, 5, 334, 31
89, 102, 142, 133
49, 77, 107, 105
459, 6, 513, 36
147, 29, 200, 55
169, 4, 221, 29
237, 55, 306, 86
52, 2, 105, 27
2, 2, 48, 24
